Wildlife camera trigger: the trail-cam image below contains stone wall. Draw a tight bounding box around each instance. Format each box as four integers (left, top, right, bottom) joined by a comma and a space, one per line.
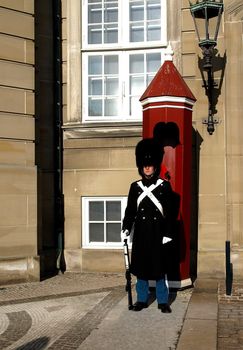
0, 0, 38, 283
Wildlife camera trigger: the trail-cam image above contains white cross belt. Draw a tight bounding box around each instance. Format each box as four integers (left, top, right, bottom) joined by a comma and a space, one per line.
137, 179, 164, 217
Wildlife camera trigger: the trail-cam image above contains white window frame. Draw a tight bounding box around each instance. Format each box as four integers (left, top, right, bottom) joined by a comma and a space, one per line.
83, 51, 123, 123
82, 196, 128, 249
82, 49, 165, 122
82, 0, 167, 50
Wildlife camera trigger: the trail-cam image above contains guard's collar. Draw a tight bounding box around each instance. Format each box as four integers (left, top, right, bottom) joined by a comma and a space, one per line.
141, 175, 158, 187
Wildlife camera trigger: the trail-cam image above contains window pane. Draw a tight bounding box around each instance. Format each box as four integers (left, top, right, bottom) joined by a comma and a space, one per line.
130, 1, 144, 21
147, 24, 161, 41
89, 78, 103, 95
88, 0, 102, 4
105, 98, 118, 116
88, 4, 102, 23
105, 77, 118, 95
146, 53, 161, 72
106, 201, 121, 220
104, 2, 118, 22
147, 1, 160, 20
130, 23, 144, 42
130, 76, 144, 94
106, 223, 121, 242
90, 223, 104, 242
88, 26, 102, 44
88, 56, 102, 75
130, 54, 144, 73
130, 96, 141, 116
104, 24, 118, 43
104, 56, 118, 74
89, 201, 104, 220
88, 98, 103, 116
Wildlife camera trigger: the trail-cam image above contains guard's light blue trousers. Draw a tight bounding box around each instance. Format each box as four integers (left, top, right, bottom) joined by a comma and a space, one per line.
136, 278, 169, 304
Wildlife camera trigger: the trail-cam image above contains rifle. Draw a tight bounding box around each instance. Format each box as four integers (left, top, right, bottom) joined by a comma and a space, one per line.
123, 238, 133, 310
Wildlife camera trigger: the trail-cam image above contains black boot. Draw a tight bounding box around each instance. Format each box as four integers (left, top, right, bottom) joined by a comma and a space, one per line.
132, 301, 148, 311
158, 303, 172, 313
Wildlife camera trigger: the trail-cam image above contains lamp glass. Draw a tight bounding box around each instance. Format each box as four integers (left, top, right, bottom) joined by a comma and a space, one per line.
190, 1, 223, 48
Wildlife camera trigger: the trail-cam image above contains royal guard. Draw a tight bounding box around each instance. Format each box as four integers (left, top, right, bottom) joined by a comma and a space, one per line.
121, 138, 174, 313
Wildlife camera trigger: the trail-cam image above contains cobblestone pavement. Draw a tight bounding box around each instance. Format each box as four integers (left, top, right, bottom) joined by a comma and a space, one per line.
218, 280, 243, 350
0, 273, 192, 350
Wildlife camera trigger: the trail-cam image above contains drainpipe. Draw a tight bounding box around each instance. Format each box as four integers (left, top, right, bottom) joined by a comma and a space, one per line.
225, 241, 233, 296
53, 0, 65, 273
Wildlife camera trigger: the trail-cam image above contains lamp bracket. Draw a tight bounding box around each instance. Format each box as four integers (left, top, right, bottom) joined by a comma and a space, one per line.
202, 118, 219, 125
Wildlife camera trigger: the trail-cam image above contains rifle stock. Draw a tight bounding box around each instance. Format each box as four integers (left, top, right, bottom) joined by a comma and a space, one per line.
123, 239, 133, 310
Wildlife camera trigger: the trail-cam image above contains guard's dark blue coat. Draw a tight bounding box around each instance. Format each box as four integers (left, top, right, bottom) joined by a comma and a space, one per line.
122, 178, 173, 280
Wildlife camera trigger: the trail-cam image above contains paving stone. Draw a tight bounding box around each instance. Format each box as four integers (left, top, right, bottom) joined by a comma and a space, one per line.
218, 279, 243, 350
0, 273, 192, 350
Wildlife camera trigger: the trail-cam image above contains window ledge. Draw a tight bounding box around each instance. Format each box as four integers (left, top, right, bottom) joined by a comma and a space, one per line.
63, 122, 142, 139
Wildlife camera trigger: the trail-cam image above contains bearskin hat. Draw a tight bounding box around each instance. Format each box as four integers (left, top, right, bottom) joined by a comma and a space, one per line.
135, 138, 163, 177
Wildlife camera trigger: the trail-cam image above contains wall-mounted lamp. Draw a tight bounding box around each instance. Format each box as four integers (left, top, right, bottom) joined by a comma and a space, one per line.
189, 0, 224, 135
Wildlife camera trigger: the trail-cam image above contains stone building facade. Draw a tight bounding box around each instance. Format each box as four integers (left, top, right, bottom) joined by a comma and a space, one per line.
0, 1, 37, 283
0, 0, 243, 284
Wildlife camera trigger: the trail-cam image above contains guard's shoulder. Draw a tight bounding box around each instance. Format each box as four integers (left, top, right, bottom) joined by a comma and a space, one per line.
161, 179, 172, 191
130, 180, 141, 189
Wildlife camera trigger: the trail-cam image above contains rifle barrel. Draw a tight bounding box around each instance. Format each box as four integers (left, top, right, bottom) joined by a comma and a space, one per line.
123, 239, 133, 310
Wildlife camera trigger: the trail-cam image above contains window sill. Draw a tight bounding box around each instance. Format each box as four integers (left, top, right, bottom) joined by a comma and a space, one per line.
63, 122, 142, 139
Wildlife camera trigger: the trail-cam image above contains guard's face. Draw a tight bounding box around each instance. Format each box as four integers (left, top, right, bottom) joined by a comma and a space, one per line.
143, 165, 155, 177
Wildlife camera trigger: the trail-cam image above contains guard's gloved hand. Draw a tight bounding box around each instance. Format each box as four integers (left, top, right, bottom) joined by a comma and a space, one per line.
121, 229, 129, 241
162, 236, 172, 244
